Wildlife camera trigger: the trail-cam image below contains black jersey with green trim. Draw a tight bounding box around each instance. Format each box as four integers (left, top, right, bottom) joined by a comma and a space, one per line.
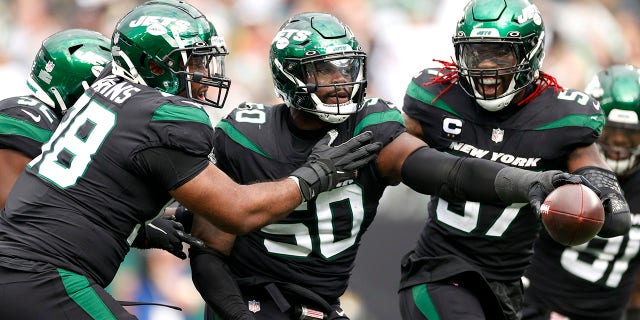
524, 170, 640, 320
402, 68, 604, 282
213, 98, 405, 302
0, 72, 214, 287
0, 95, 59, 157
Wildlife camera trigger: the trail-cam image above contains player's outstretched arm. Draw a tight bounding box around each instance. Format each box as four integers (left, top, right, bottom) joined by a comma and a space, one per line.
376, 132, 591, 213
171, 130, 381, 235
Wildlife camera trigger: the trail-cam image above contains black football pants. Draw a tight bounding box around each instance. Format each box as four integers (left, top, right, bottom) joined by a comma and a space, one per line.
0, 257, 136, 320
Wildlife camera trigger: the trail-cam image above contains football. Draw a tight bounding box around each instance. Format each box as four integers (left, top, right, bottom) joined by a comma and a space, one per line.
540, 184, 605, 246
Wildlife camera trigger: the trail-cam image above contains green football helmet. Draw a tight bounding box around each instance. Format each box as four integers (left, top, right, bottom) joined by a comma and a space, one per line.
111, 0, 230, 108
269, 12, 366, 124
585, 65, 640, 175
27, 28, 111, 117
453, 0, 545, 111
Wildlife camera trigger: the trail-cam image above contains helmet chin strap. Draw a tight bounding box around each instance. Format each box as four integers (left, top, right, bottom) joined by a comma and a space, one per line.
50, 87, 67, 112
112, 46, 147, 85
308, 93, 355, 123
316, 113, 350, 124
600, 143, 640, 175
606, 156, 634, 175
27, 77, 56, 108
171, 25, 192, 99
473, 77, 517, 112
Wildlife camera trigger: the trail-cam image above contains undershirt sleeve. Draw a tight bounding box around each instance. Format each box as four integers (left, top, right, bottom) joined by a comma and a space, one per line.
131, 147, 209, 191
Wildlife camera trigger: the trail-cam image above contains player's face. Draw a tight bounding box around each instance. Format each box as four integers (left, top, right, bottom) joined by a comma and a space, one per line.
599, 126, 640, 161
305, 59, 356, 105
178, 55, 211, 102
461, 43, 518, 98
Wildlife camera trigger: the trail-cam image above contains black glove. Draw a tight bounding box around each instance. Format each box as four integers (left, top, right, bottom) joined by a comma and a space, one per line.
132, 217, 205, 259
574, 166, 632, 237
290, 130, 382, 201
527, 171, 600, 217
168, 205, 194, 233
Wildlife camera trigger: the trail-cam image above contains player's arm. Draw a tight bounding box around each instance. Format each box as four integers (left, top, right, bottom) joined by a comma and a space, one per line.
376, 132, 589, 211
188, 215, 251, 319
0, 149, 32, 208
166, 130, 380, 234
171, 163, 302, 234
402, 113, 425, 140
568, 143, 631, 237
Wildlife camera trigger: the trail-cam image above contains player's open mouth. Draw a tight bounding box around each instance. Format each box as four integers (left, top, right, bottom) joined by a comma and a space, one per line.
196, 89, 207, 101
476, 77, 502, 97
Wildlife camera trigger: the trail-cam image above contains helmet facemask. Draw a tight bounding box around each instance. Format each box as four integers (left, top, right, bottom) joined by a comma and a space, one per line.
598, 124, 640, 175
164, 40, 230, 108
586, 64, 640, 176
453, 0, 546, 112
111, 1, 231, 109
455, 36, 542, 112
277, 51, 366, 124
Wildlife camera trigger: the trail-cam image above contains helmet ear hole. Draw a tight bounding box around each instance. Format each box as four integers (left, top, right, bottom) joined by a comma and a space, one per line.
28, 28, 112, 115
67, 44, 83, 55
149, 60, 165, 76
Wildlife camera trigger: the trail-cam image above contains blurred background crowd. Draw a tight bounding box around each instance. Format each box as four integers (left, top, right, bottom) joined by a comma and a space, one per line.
1, 0, 639, 319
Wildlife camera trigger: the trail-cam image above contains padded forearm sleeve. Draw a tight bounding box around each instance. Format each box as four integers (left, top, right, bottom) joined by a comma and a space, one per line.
494, 167, 560, 203
189, 247, 255, 320
400, 147, 505, 202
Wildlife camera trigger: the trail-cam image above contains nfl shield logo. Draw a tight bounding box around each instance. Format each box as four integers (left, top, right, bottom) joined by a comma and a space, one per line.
248, 300, 261, 313
45, 61, 55, 72
491, 128, 504, 143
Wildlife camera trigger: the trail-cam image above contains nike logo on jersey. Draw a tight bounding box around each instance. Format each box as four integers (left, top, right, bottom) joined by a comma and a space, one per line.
21, 109, 41, 122
448, 142, 541, 168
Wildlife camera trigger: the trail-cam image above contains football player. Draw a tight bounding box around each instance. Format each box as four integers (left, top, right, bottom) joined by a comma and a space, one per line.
399, 0, 631, 320
522, 65, 640, 320
0, 1, 380, 319
0, 28, 110, 207
188, 12, 599, 320
0, 28, 221, 263
398, 0, 632, 319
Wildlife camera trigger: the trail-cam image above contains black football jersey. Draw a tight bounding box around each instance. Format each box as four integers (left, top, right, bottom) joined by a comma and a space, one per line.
0, 71, 214, 287
402, 68, 604, 282
0, 95, 59, 157
525, 169, 640, 320
214, 98, 405, 301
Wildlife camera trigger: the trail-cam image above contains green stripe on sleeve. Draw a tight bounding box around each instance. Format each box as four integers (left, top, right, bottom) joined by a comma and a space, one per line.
406, 81, 461, 117
57, 268, 118, 320
534, 113, 605, 134
216, 120, 272, 158
152, 104, 213, 127
354, 109, 405, 136
0, 114, 53, 143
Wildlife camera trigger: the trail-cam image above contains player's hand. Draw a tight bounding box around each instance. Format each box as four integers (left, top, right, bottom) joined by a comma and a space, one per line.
290, 130, 382, 201
133, 217, 205, 259
166, 205, 194, 233
528, 171, 599, 216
